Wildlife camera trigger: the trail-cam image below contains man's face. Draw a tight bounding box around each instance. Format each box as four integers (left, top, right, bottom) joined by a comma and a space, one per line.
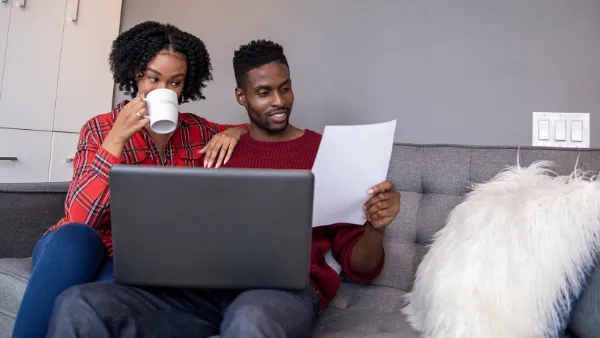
237, 61, 294, 133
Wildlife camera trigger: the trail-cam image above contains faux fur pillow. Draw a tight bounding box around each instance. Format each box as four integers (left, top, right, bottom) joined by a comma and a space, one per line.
402, 161, 600, 338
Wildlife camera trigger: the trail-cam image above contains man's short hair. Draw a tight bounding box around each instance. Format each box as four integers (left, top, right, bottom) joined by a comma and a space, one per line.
233, 39, 289, 88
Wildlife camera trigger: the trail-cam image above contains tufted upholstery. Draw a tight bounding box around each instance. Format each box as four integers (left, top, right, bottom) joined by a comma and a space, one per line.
2, 144, 599, 337
369, 145, 600, 294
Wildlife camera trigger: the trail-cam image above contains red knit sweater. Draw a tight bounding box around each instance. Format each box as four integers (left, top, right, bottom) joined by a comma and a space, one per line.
222, 129, 385, 309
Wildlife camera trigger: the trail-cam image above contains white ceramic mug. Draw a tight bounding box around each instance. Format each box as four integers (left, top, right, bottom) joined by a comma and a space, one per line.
143, 88, 179, 134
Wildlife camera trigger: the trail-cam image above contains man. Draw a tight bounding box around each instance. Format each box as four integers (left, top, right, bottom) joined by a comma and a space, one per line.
46, 40, 401, 338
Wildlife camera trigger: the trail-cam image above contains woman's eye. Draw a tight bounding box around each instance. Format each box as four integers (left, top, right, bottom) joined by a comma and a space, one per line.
149, 77, 158, 83
171, 82, 181, 87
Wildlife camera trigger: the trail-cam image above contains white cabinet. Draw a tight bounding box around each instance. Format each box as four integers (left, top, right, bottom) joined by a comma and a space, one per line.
0, 0, 68, 130
0, 0, 122, 183
54, 0, 123, 133
49, 132, 79, 182
0, 0, 12, 99
0, 129, 52, 183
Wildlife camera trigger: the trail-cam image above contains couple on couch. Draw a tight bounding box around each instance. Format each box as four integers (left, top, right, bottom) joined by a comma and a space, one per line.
11, 21, 401, 338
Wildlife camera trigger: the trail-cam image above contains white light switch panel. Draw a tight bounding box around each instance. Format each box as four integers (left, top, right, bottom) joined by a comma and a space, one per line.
532, 112, 590, 148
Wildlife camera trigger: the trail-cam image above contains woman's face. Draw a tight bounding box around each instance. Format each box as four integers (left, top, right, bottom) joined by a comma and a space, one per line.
137, 48, 187, 98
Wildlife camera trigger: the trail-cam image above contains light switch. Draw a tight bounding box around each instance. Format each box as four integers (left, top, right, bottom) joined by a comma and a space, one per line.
571, 120, 583, 142
555, 120, 566, 141
533, 112, 589, 148
538, 120, 550, 140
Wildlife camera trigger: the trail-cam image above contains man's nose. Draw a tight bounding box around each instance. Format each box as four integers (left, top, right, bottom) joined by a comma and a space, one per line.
272, 93, 285, 107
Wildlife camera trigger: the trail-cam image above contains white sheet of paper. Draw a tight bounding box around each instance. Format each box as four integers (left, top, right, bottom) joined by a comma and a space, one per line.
311, 120, 397, 227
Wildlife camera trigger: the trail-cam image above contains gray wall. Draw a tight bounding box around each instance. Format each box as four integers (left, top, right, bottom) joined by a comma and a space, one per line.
115, 0, 600, 147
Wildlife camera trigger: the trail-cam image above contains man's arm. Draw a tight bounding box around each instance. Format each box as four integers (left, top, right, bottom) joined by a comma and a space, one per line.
352, 180, 401, 269
349, 222, 385, 270
329, 224, 385, 283
330, 180, 401, 282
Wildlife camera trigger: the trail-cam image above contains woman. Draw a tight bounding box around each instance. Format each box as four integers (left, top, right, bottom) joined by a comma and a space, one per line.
11, 21, 248, 338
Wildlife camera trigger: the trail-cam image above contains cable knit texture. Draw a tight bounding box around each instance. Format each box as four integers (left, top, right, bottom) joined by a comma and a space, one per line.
222, 129, 385, 309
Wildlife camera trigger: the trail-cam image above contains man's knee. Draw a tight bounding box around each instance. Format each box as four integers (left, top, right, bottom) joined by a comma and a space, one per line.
48, 285, 92, 331
224, 303, 284, 336
47, 283, 116, 337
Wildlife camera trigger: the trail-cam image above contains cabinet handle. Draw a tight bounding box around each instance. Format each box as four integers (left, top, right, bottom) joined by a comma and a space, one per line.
69, 0, 80, 22
1, 0, 8, 4
18, 0, 24, 7
0, 157, 18, 161
65, 157, 74, 163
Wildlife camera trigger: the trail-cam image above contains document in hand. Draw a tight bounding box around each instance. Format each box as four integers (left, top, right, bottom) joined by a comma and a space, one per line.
311, 120, 397, 228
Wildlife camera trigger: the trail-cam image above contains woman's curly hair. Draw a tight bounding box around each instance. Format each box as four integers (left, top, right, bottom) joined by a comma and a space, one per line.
109, 21, 213, 104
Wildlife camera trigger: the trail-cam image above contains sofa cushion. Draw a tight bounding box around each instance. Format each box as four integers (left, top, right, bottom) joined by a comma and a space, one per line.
313, 282, 419, 337
0, 258, 31, 338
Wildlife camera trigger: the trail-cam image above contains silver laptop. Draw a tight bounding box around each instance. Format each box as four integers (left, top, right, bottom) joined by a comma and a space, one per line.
109, 165, 314, 291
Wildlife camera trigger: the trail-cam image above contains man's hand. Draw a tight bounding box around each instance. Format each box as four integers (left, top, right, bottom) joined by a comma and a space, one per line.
363, 180, 401, 232
199, 127, 247, 168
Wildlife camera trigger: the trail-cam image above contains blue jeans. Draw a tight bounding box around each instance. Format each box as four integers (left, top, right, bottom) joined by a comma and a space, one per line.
47, 281, 321, 338
11, 223, 114, 338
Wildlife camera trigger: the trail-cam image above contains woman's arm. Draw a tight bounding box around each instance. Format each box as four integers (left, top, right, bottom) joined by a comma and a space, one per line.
200, 119, 251, 168
62, 120, 123, 227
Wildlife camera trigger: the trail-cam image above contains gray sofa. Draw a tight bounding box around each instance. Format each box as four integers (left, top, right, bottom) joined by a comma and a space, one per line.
0, 143, 597, 338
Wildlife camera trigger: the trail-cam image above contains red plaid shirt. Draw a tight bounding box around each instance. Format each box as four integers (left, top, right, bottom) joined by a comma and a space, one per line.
47, 100, 249, 255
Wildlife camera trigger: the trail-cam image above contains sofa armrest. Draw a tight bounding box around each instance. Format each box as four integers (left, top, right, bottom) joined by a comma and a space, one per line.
0, 182, 69, 258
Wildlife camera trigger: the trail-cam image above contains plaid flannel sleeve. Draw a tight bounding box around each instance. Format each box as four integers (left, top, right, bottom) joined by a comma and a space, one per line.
62, 121, 123, 228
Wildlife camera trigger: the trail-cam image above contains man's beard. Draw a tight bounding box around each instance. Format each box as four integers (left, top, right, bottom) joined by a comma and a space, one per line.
246, 106, 291, 133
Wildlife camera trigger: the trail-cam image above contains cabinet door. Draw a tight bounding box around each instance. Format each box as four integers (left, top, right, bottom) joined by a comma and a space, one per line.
0, 128, 52, 183
0, 0, 68, 131
0, 0, 12, 99
49, 131, 79, 182
54, 0, 123, 133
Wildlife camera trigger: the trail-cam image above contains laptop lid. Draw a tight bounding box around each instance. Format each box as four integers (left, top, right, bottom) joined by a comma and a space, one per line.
109, 165, 314, 291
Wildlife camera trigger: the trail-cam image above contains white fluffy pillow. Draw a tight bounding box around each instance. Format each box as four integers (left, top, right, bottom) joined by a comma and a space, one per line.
402, 161, 600, 338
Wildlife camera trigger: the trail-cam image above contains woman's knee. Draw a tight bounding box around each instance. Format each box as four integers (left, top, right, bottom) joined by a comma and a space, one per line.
41, 223, 105, 257
52, 223, 101, 244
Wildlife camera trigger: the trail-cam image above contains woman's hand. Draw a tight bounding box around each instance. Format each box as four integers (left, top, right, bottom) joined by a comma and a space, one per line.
102, 96, 149, 158
200, 127, 247, 168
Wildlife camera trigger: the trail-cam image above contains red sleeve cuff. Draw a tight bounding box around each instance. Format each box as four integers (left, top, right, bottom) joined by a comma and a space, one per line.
342, 234, 385, 283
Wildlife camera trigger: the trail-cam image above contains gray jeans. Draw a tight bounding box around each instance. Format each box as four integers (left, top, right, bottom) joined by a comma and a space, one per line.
46, 281, 320, 338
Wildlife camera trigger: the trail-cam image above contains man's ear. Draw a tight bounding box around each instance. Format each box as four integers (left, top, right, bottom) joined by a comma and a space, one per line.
235, 87, 246, 107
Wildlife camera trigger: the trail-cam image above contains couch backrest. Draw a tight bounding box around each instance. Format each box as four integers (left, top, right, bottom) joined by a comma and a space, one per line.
3, 144, 600, 288
375, 144, 600, 292
0, 182, 70, 258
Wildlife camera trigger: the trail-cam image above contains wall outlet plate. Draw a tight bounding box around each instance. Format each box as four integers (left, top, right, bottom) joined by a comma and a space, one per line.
532, 112, 590, 148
